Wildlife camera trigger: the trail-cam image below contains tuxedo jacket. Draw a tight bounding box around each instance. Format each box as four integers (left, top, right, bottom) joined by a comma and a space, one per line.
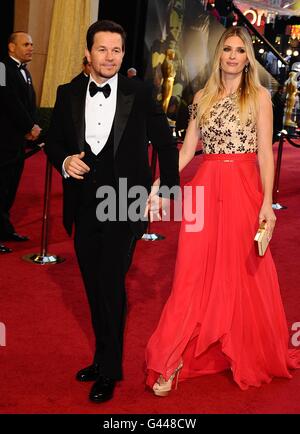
45, 73, 179, 237
0, 57, 36, 160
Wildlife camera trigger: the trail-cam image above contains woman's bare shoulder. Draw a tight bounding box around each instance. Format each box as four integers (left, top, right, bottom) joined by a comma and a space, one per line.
258, 85, 272, 102
193, 89, 204, 104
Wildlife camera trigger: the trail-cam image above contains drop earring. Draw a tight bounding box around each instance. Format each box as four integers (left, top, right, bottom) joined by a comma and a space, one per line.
245, 64, 249, 73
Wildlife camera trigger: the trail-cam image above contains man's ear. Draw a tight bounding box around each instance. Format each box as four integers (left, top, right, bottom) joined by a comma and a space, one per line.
8, 42, 15, 55
85, 48, 91, 64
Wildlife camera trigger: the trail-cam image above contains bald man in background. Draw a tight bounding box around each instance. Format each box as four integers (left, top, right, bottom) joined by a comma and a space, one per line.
127, 67, 140, 80
0, 32, 41, 252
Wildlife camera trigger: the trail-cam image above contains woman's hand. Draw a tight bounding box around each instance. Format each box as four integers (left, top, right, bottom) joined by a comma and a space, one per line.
144, 178, 170, 222
259, 203, 276, 241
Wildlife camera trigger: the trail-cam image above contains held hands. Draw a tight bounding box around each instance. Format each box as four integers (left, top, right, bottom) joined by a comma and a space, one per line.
25, 124, 42, 141
64, 152, 90, 180
259, 203, 276, 241
144, 178, 170, 222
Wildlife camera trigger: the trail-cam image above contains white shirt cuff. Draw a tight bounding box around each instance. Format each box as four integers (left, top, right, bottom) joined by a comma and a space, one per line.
62, 157, 70, 178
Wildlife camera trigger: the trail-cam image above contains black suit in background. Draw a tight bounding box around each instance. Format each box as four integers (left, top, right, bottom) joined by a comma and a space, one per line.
45, 73, 179, 380
0, 57, 37, 238
71, 71, 90, 84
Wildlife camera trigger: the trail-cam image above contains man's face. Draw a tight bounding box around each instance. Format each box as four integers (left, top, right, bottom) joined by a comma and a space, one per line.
86, 31, 124, 83
9, 33, 33, 63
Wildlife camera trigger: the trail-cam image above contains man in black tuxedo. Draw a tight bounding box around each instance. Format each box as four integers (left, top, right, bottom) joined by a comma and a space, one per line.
0, 32, 41, 252
71, 56, 91, 84
45, 20, 179, 403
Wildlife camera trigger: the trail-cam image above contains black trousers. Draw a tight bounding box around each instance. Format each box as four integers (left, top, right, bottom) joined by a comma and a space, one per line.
0, 154, 24, 238
74, 204, 136, 380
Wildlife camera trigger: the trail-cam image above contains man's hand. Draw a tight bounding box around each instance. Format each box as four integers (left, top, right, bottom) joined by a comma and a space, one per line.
25, 124, 42, 141
64, 152, 90, 180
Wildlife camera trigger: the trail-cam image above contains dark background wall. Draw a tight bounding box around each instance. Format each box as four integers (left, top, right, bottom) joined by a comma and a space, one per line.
98, 0, 149, 78
0, 0, 14, 59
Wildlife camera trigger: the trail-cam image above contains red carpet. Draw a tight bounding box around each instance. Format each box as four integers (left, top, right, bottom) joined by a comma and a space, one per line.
0, 143, 299, 414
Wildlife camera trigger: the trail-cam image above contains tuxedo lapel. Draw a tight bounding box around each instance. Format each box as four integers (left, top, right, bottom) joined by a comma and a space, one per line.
70, 78, 89, 152
7, 57, 31, 98
113, 75, 135, 156
5, 57, 36, 116
23, 69, 36, 107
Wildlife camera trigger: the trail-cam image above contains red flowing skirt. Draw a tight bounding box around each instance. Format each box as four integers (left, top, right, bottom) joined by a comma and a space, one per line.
146, 153, 300, 390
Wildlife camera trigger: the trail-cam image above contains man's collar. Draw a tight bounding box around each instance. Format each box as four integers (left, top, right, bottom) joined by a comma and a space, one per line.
9, 56, 22, 67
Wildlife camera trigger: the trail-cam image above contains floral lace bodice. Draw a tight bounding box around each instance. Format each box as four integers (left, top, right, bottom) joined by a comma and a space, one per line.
189, 94, 257, 154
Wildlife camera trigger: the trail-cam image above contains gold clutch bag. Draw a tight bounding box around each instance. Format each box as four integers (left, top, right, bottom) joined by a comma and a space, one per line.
254, 222, 270, 256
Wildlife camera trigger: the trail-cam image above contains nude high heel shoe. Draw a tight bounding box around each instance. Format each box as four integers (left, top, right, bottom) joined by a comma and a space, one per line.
152, 362, 183, 397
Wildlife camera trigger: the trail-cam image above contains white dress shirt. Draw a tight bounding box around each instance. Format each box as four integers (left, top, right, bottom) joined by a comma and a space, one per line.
85, 73, 118, 155
62, 73, 118, 177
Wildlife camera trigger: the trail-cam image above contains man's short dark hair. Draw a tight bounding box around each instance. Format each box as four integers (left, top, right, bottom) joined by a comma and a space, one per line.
86, 20, 126, 52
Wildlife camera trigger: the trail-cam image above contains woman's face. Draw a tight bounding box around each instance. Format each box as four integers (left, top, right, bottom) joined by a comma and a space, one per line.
220, 35, 249, 76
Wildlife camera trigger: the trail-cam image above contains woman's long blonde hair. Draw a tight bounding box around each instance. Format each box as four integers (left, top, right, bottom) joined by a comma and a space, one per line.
197, 26, 261, 125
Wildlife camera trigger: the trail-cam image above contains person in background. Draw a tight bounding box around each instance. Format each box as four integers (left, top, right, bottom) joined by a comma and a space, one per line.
127, 67, 139, 79
71, 56, 91, 83
82, 56, 91, 77
0, 31, 41, 253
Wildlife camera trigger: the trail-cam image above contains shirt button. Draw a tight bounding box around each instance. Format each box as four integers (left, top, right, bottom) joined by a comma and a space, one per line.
98, 122, 101, 125
97, 141, 100, 143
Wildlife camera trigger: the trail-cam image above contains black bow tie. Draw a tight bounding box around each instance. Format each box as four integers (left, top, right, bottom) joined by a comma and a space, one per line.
19, 63, 27, 70
89, 81, 111, 98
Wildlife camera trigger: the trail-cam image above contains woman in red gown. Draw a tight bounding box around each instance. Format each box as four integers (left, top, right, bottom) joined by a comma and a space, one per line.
145, 26, 300, 395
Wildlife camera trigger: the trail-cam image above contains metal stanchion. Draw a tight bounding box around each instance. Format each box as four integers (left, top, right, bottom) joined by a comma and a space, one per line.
142, 144, 165, 241
272, 129, 300, 209
272, 131, 287, 210
23, 157, 65, 264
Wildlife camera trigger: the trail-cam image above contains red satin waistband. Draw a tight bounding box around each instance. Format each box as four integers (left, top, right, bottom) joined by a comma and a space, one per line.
202, 153, 257, 162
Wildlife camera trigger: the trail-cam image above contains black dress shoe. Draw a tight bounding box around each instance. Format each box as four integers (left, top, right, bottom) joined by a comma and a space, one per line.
89, 376, 115, 403
0, 233, 29, 242
76, 363, 102, 382
0, 244, 12, 254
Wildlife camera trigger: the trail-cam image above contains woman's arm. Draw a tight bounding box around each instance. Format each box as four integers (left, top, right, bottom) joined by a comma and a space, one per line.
147, 91, 202, 220
179, 91, 202, 172
256, 86, 276, 238
152, 91, 202, 189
